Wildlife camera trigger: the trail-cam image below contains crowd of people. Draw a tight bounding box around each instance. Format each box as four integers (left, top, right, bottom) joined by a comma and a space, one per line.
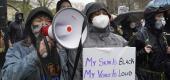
0, 0, 170, 80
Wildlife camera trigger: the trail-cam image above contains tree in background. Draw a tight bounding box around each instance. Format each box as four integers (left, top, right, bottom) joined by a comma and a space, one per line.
8, 0, 32, 19
22, 0, 32, 18
36, 0, 55, 8
7, 0, 55, 20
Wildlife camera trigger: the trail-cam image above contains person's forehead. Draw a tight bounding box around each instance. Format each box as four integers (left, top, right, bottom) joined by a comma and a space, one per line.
34, 14, 50, 19
95, 9, 106, 13
32, 15, 51, 21
91, 9, 107, 15
34, 16, 50, 20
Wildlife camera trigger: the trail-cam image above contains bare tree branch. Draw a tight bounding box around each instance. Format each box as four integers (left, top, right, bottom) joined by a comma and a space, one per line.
36, 0, 54, 7
37, 0, 43, 7
47, 0, 54, 7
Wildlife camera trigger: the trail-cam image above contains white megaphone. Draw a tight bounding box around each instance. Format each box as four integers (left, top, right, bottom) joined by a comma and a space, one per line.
40, 8, 87, 49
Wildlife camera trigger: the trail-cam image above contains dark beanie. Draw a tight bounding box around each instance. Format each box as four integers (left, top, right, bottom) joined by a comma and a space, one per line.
56, 0, 72, 12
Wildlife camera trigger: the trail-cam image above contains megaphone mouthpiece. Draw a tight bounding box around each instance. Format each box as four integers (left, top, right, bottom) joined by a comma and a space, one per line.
40, 25, 50, 36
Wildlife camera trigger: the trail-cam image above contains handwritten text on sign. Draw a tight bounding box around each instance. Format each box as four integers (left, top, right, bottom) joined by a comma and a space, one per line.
83, 47, 136, 80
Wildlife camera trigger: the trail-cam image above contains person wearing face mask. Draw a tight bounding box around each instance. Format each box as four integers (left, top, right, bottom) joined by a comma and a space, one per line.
120, 19, 139, 41
128, 2, 169, 80
8, 12, 24, 44
83, 2, 127, 47
59, 2, 127, 80
1, 7, 61, 80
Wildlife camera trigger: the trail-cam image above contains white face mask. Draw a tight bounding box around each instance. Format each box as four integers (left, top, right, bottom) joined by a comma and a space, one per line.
155, 17, 166, 30
92, 14, 110, 29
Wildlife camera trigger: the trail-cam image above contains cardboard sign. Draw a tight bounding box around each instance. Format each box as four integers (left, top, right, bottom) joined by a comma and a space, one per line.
83, 47, 136, 80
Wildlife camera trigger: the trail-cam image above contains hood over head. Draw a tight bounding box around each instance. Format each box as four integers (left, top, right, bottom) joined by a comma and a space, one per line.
144, 1, 167, 34
15, 12, 24, 22
24, 7, 53, 46
84, 2, 111, 23
56, 0, 72, 12
83, 2, 112, 33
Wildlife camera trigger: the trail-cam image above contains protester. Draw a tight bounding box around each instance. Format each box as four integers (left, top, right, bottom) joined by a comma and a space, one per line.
121, 20, 139, 41
83, 2, 127, 47
60, 2, 127, 80
1, 7, 61, 80
129, 2, 169, 80
56, 0, 72, 13
9, 12, 25, 44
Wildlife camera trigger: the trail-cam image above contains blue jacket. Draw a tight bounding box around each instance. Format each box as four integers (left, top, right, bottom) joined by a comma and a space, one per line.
1, 41, 44, 80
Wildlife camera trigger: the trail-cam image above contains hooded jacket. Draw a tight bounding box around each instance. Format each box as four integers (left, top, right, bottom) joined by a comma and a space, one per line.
24, 7, 53, 46
128, 6, 168, 80
56, 0, 72, 12
83, 2, 127, 47
1, 7, 58, 80
9, 12, 24, 43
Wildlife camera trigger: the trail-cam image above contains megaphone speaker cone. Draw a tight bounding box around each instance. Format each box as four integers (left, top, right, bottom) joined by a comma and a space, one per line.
52, 8, 87, 49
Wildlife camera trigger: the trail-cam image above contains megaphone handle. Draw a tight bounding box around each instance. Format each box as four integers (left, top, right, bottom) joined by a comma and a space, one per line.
71, 41, 82, 80
71, 17, 87, 80
43, 36, 51, 56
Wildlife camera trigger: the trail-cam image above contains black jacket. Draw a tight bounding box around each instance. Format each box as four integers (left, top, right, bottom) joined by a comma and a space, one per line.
9, 12, 25, 43
129, 26, 168, 80
129, 27, 167, 70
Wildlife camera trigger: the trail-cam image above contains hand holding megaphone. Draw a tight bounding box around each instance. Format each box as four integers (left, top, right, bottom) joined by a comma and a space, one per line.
39, 8, 88, 80
38, 36, 54, 58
